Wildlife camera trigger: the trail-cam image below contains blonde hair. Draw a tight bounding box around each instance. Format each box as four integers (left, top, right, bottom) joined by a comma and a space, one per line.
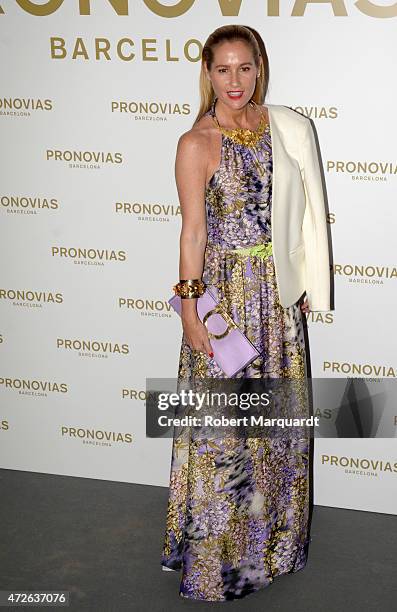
193, 25, 269, 126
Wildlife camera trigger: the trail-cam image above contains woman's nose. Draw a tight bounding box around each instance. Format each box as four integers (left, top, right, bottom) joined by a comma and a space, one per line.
229, 74, 241, 87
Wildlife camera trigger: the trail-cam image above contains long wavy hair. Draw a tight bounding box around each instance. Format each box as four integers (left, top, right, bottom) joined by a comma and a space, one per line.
193, 25, 269, 126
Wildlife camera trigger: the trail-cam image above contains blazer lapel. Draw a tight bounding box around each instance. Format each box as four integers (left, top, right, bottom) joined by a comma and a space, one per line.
266, 104, 278, 224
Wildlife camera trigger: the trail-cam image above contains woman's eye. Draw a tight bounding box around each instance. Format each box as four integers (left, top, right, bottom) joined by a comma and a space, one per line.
217, 66, 250, 74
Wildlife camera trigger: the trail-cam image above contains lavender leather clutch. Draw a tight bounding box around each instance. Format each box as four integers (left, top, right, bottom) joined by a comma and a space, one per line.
168, 286, 261, 377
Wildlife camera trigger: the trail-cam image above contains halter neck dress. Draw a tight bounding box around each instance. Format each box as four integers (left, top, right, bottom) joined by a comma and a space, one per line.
161, 97, 310, 601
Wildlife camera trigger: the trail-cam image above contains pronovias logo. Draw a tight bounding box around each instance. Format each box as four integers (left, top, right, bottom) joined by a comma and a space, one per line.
0, 288, 63, 307
0, 377, 68, 396
119, 295, 173, 318
321, 454, 397, 477
0, 97, 53, 115
46, 149, 122, 167
323, 362, 396, 377
327, 160, 397, 181
111, 100, 190, 118
1, 194, 59, 213
57, 338, 130, 357
1, 0, 394, 18
333, 263, 397, 284
61, 426, 133, 445
51, 246, 127, 265
116, 200, 181, 223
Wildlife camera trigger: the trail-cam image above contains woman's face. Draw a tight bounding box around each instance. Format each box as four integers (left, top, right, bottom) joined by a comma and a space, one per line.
206, 40, 259, 108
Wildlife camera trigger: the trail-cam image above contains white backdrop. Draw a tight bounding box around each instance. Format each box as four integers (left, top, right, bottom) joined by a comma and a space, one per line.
0, 1, 396, 515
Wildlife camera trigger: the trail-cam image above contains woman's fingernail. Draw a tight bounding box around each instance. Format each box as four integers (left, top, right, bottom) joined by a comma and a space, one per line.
209, 352, 214, 358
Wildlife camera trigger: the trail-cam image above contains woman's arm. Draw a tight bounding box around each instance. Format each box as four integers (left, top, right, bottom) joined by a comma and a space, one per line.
174, 130, 213, 356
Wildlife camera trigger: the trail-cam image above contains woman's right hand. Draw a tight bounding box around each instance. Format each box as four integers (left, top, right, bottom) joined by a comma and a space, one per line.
182, 317, 213, 358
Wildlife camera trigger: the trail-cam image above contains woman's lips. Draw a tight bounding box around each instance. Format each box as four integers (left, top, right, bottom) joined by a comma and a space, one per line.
227, 91, 243, 99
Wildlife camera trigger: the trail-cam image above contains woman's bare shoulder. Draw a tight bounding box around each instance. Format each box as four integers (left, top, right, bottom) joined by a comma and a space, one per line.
176, 112, 215, 153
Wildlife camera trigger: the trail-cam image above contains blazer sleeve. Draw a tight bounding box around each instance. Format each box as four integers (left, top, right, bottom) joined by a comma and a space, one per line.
300, 119, 331, 312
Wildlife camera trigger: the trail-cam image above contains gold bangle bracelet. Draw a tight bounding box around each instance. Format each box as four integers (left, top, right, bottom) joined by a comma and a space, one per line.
173, 279, 206, 299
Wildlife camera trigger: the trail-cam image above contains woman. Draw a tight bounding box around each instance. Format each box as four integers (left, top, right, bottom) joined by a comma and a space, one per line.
161, 25, 331, 601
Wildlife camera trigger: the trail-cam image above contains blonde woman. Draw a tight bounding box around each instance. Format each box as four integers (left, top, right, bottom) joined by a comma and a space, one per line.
162, 24, 331, 602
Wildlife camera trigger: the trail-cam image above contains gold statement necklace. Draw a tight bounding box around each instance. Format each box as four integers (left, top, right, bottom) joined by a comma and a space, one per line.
211, 98, 269, 147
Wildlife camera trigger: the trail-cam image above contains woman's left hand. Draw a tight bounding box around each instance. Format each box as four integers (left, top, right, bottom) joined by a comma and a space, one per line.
300, 297, 310, 313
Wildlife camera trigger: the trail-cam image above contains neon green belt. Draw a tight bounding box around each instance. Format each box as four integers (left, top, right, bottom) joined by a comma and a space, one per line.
231, 242, 273, 260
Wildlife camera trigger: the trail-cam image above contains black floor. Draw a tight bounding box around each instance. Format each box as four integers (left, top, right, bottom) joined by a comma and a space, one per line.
0, 468, 395, 611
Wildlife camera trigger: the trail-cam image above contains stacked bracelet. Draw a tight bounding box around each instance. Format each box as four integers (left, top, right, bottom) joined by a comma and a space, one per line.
173, 278, 206, 299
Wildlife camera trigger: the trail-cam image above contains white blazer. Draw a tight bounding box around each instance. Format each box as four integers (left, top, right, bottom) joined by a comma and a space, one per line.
267, 104, 331, 312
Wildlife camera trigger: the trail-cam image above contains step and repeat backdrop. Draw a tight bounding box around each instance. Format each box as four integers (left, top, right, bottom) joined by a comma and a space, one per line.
0, 1, 396, 514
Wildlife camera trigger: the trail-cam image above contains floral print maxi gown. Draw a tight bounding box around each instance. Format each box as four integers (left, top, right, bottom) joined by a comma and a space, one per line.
161, 97, 310, 601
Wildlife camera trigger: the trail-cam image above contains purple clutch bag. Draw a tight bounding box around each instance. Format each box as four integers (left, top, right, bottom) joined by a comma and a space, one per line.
168, 286, 261, 377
